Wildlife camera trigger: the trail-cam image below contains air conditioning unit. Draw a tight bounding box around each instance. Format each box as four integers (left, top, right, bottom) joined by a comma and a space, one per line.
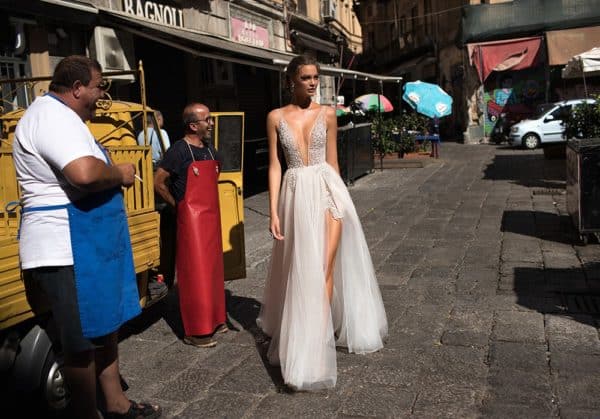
89, 26, 134, 82
321, 0, 336, 20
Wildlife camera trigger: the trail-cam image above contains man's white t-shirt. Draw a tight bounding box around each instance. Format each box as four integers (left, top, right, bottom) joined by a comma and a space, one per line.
13, 95, 108, 269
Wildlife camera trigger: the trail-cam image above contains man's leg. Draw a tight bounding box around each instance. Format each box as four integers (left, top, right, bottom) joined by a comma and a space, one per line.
95, 332, 131, 415
26, 266, 102, 419
96, 333, 161, 417
63, 350, 100, 419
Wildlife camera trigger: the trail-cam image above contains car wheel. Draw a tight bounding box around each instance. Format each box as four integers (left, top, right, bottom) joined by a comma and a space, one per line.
523, 133, 540, 149
40, 349, 69, 413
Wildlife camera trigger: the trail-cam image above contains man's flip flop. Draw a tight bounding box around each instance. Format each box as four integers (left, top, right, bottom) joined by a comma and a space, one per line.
104, 400, 162, 419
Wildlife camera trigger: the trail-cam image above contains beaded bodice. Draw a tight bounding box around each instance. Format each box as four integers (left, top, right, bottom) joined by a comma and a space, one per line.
277, 108, 327, 168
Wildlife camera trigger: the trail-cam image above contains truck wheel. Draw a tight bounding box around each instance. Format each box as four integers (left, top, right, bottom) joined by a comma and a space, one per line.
40, 349, 69, 413
523, 133, 540, 149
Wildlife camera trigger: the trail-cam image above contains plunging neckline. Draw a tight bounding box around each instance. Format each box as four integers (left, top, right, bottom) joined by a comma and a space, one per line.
279, 108, 324, 166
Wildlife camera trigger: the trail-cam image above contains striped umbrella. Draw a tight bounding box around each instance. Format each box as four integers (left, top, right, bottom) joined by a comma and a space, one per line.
354, 94, 394, 113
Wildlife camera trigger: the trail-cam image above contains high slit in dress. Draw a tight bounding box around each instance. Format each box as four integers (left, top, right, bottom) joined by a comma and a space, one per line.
257, 107, 388, 391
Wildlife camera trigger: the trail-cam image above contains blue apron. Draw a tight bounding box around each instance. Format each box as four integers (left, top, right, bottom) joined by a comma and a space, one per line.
20, 151, 141, 339
65, 186, 141, 338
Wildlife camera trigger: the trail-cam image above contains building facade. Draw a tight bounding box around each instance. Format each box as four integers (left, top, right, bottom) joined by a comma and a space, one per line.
355, 0, 600, 143
0, 0, 363, 194
462, 0, 600, 143
354, 0, 469, 140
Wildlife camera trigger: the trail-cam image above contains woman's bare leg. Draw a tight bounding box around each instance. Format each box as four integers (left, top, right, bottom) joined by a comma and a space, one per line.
325, 211, 342, 303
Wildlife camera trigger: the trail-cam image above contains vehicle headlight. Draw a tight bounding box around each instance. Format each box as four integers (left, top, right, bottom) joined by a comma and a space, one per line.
511, 126, 519, 133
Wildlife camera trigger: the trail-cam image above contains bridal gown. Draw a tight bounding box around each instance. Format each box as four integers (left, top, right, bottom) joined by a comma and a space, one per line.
257, 107, 388, 391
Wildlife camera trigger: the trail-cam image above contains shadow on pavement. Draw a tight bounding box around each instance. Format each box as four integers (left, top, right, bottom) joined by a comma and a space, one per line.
501, 210, 579, 245
513, 263, 600, 328
118, 288, 289, 391
119, 292, 177, 340
483, 154, 566, 189
225, 290, 288, 391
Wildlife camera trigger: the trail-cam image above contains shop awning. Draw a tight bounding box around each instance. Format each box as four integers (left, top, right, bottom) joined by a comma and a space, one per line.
547, 26, 600, 65
99, 10, 296, 70
272, 59, 402, 83
40, 0, 97, 14
462, 0, 600, 44
387, 56, 436, 78
562, 47, 600, 79
290, 30, 339, 56
468, 37, 543, 82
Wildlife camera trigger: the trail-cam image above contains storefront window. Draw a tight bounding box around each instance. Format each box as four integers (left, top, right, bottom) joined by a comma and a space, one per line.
47, 25, 86, 58
0, 56, 29, 111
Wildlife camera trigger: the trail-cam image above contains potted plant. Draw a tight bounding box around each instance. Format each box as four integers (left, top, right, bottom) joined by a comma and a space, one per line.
371, 115, 399, 168
545, 97, 600, 159
563, 95, 600, 243
564, 96, 600, 140
395, 111, 428, 156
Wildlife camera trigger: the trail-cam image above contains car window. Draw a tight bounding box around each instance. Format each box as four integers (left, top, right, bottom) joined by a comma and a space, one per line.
550, 105, 571, 120
533, 104, 555, 119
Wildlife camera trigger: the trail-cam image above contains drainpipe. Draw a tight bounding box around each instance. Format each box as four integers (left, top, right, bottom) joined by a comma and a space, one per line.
479, 46, 486, 141
544, 33, 550, 103
283, 1, 293, 51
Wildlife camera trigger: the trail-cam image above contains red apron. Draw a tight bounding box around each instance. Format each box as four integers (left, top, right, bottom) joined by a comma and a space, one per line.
176, 153, 226, 336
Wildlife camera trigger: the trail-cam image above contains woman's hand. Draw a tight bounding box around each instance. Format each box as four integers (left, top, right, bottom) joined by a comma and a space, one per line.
270, 215, 284, 240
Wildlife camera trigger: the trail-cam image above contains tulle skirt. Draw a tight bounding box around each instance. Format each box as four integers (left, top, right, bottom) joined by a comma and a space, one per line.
257, 163, 388, 391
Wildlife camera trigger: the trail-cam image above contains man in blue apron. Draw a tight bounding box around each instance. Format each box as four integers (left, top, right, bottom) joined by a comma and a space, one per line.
13, 56, 161, 418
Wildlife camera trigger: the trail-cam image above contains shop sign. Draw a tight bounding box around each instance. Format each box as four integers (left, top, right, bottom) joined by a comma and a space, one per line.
230, 17, 269, 49
123, 0, 184, 28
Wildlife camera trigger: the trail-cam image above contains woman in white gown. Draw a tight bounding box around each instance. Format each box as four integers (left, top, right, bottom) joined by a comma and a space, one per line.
257, 55, 388, 391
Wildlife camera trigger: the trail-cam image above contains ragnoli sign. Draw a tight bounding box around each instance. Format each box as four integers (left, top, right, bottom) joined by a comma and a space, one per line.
123, 0, 184, 28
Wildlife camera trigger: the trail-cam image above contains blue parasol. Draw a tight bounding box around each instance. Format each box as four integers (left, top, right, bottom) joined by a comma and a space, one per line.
402, 81, 453, 118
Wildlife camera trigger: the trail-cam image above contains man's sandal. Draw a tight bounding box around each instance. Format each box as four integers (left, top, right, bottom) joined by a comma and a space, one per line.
104, 400, 162, 419
215, 323, 229, 334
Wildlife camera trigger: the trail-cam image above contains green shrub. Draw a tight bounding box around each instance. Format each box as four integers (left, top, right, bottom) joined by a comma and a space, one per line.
371, 111, 431, 156
371, 115, 398, 155
564, 96, 600, 139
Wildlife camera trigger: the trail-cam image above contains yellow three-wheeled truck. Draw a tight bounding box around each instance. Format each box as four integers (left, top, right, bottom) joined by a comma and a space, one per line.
0, 63, 246, 411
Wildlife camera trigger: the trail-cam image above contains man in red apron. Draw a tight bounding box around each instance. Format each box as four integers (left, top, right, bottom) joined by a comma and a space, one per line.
13, 56, 161, 419
154, 103, 227, 348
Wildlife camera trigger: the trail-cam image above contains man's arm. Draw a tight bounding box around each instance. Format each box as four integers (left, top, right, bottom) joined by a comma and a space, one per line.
154, 167, 176, 207
62, 156, 135, 192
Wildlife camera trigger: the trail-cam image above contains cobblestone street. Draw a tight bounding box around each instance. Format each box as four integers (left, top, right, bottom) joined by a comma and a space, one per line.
118, 142, 600, 418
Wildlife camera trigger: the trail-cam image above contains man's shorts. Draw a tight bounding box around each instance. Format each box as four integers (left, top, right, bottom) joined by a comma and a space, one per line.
24, 266, 107, 355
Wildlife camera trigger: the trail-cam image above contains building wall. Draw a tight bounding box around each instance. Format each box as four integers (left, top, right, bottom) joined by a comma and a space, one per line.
329, 1, 363, 54
356, 0, 468, 140
0, 0, 369, 196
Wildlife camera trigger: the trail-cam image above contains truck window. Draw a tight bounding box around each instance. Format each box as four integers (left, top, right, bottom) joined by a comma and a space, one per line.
216, 115, 243, 172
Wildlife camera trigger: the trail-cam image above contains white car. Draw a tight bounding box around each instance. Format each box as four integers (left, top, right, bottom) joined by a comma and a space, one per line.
509, 99, 596, 149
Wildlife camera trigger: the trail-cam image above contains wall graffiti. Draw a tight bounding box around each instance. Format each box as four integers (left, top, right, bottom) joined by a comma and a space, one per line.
482, 68, 545, 136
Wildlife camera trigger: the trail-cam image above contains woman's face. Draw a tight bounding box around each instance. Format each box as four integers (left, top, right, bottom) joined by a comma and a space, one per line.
293, 64, 319, 98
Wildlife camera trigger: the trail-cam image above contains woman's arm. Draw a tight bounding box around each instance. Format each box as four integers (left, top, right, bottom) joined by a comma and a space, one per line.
267, 110, 284, 240
324, 106, 340, 174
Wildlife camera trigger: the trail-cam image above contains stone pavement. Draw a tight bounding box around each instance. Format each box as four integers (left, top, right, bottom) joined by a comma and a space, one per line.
118, 142, 600, 418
